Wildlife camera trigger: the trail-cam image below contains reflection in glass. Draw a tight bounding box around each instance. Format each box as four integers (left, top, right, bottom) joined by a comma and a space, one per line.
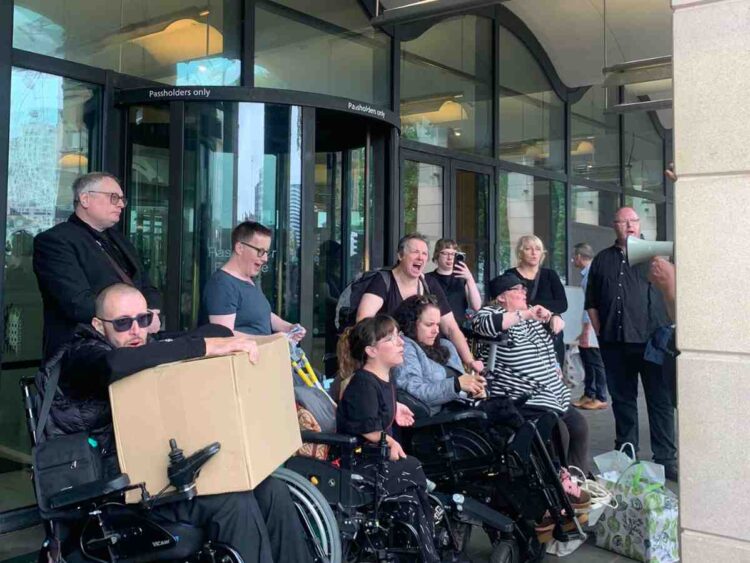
623, 111, 664, 194
455, 170, 490, 293
400, 15, 493, 155
498, 26, 565, 171
313, 111, 372, 375
625, 196, 664, 242
255, 0, 390, 106
126, 106, 170, 299
13, 0, 241, 86
572, 186, 620, 227
181, 102, 302, 331
497, 172, 566, 282
571, 86, 620, 183
2, 68, 100, 513
402, 161, 444, 260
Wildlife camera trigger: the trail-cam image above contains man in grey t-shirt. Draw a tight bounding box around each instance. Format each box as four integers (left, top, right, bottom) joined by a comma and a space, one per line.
200, 221, 305, 341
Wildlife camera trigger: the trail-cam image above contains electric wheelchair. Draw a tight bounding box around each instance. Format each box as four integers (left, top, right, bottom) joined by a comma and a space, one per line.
19, 374, 335, 563
284, 411, 520, 563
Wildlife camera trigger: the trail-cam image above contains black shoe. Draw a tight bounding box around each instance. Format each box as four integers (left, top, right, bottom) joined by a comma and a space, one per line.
664, 464, 679, 482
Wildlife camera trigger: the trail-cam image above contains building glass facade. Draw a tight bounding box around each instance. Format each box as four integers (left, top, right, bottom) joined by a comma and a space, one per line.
0, 0, 670, 556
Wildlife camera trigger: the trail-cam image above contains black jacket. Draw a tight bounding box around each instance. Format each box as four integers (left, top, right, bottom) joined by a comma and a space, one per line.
33, 214, 162, 358
41, 324, 231, 474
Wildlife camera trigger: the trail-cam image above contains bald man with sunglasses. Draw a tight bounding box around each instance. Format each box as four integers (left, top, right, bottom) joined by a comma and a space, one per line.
43, 283, 313, 563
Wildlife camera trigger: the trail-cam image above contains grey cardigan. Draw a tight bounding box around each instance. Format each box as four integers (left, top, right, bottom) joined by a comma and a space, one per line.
394, 336, 466, 416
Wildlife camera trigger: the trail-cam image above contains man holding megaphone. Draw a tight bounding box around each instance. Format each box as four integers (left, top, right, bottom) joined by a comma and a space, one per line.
585, 207, 678, 482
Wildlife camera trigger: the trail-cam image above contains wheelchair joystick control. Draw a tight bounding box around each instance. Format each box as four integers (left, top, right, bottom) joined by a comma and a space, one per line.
168, 439, 185, 465
166, 439, 221, 496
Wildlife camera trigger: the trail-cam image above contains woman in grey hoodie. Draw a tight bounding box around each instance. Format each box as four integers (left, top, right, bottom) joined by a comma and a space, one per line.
393, 295, 486, 416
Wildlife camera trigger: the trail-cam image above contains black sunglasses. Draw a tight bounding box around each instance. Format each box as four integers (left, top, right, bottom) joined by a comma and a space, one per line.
97, 311, 153, 332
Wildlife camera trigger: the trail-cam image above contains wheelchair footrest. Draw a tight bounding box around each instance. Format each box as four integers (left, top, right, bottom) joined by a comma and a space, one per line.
453, 495, 514, 534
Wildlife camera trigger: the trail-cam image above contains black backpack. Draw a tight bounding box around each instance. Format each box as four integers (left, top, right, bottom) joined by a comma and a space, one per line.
335, 268, 393, 332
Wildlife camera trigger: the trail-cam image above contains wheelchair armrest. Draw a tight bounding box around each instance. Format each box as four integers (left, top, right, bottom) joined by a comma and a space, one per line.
411, 408, 487, 429
301, 431, 359, 448
48, 474, 131, 510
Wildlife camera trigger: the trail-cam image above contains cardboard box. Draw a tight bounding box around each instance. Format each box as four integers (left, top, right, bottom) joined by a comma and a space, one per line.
109, 334, 301, 502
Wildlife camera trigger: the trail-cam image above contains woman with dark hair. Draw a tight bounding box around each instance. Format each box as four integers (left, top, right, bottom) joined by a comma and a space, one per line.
392, 295, 487, 417
336, 315, 440, 563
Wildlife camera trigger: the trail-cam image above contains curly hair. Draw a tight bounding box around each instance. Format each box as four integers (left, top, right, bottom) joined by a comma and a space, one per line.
393, 295, 450, 366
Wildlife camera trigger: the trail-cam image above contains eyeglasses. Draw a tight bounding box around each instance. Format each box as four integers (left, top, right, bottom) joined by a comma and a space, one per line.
378, 330, 404, 344
507, 285, 527, 293
97, 311, 153, 332
438, 250, 457, 257
85, 190, 128, 207
240, 241, 275, 258
613, 218, 640, 226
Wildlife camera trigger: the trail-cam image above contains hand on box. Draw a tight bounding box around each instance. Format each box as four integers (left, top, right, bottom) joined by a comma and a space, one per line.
205, 335, 260, 363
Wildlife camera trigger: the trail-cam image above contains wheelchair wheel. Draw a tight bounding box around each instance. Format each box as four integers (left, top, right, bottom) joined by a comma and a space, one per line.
273, 467, 342, 563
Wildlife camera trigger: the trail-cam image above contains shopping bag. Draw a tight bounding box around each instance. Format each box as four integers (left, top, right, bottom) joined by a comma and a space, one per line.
594, 460, 679, 562
563, 344, 585, 387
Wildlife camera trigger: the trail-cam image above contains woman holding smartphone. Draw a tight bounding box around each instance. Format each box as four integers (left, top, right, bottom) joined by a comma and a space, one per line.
425, 238, 482, 327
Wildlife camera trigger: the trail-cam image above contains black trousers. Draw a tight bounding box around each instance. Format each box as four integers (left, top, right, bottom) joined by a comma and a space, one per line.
579, 346, 608, 402
523, 406, 591, 474
154, 477, 312, 563
599, 343, 677, 466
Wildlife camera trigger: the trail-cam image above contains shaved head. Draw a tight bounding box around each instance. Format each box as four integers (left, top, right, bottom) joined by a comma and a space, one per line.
95, 284, 144, 318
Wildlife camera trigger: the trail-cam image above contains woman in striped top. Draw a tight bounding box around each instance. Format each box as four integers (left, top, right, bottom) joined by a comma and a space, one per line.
472, 272, 591, 474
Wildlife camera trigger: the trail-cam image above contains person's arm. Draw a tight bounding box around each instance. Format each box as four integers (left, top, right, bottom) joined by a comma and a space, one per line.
453, 262, 482, 310
208, 314, 236, 331
472, 306, 537, 336
271, 313, 306, 342
649, 257, 676, 321
587, 309, 601, 336
33, 232, 97, 323
203, 275, 239, 331
64, 330, 259, 393
62, 335, 210, 394
531, 270, 568, 314
584, 257, 602, 335
394, 341, 460, 407
356, 274, 388, 321
439, 312, 482, 371
360, 432, 406, 461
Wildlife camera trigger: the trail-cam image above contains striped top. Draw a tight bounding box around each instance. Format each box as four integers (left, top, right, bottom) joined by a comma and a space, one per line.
471, 305, 571, 413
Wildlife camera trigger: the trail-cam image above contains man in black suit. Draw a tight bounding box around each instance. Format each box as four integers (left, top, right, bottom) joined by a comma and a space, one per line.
33, 172, 162, 358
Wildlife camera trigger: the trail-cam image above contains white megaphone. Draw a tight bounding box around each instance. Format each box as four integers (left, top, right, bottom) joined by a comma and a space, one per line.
626, 236, 674, 265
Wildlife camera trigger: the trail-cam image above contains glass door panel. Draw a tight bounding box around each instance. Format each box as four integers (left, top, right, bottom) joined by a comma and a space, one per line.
453, 166, 491, 296
180, 102, 303, 331
125, 105, 170, 301
312, 110, 372, 375
1, 69, 100, 518
401, 159, 445, 262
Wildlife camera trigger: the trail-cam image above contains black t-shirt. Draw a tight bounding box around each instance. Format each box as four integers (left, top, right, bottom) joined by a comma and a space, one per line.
364, 271, 452, 317
337, 369, 396, 436
425, 271, 468, 324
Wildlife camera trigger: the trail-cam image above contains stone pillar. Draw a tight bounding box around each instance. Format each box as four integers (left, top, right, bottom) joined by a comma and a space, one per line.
673, 0, 750, 560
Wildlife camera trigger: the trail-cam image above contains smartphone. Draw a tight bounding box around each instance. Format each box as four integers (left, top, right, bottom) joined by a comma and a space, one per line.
453, 252, 466, 274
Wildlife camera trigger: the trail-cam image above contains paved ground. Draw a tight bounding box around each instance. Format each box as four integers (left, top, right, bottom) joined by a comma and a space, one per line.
466, 380, 678, 562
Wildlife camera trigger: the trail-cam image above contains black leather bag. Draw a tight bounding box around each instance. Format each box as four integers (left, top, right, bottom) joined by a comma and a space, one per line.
32, 350, 102, 513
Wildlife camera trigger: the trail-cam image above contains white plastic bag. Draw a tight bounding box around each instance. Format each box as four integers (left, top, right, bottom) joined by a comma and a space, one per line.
563, 344, 585, 387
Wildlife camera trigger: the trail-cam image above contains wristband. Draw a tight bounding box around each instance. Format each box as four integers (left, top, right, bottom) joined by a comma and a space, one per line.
516, 310, 523, 323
